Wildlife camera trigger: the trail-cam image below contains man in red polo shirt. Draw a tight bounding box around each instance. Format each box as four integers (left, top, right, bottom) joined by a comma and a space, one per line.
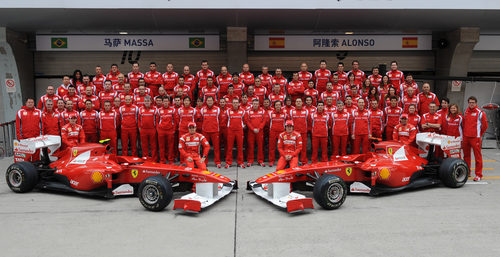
386, 61, 404, 88
314, 60, 332, 94
463, 96, 488, 181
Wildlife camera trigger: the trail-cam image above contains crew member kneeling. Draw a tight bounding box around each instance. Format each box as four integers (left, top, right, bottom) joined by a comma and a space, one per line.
61, 115, 86, 149
276, 120, 303, 171
179, 122, 210, 170
392, 114, 416, 145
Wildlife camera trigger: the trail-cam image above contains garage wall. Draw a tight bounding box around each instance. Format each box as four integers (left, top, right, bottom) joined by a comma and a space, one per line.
469, 51, 500, 73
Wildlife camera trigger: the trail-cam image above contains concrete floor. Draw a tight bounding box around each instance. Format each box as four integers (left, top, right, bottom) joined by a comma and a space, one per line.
1, 147, 499, 257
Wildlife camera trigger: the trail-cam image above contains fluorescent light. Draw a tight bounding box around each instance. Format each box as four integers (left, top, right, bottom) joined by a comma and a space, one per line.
119, 31, 128, 35
345, 32, 354, 35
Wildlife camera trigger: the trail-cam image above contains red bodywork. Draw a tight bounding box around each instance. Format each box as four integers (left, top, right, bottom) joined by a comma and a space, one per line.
49, 144, 231, 192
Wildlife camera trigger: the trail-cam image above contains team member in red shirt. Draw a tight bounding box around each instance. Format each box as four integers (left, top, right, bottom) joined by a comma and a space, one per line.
61, 115, 85, 149
173, 77, 191, 99
93, 66, 106, 92
246, 86, 260, 104
321, 82, 340, 103
57, 75, 71, 97
348, 60, 366, 84
217, 66, 233, 97
330, 74, 344, 95
314, 60, 332, 94
258, 66, 274, 92
106, 64, 121, 84
157, 97, 177, 164
99, 80, 117, 109
181, 66, 197, 98
201, 77, 219, 103
269, 84, 285, 106
437, 98, 449, 127
463, 96, 488, 181
119, 95, 139, 156
119, 83, 135, 105
77, 75, 96, 96
351, 99, 371, 154
304, 80, 319, 106
333, 62, 348, 85
287, 73, 305, 102
80, 100, 99, 143
298, 62, 313, 84
127, 61, 144, 90
229, 73, 245, 98
384, 96, 403, 140
239, 63, 255, 87
134, 85, 149, 107
63, 86, 80, 111
400, 74, 419, 97
38, 86, 61, 110
283, 97, 296, 117
443, 103, 463, 138
368, 67, 382, 87
378, 75, 392, 98
310, 101, 330, 163
386, 61, 404, 88
252, 78, 266, 105
268, 101, 287, 167
369, 99, 384, 139
16, 98, 42, 161
138, 96, 158, 161
55, 99, 66, 114
401, 86, 419, 113
112, 74, 127, 94
162, 63, 179, 96
41, 99, 62, 136
331, 101, 350, 157
272, 68, 288, 94
79, 86, 100, 111
200, 96, 222, 167
407, 104, 421, 131
99, 101, 120, 154
417, 83, 439, 115
421, 102, 442, 133
247, 99, 267, 167
225, 98, 248, 168
196, 60, 215, 90
144, 62, 163, 96
61, 100, 80, 124
178, 122, 210, 170
223, 84, 239, 104
392, 114, 417, 145
290, 98, 309, 164
276, 121, 303, 170
176, 97, 197, 141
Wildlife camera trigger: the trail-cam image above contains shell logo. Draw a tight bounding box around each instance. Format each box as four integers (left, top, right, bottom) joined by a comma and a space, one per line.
379, 168, 391, 180
91, 171, 104, 183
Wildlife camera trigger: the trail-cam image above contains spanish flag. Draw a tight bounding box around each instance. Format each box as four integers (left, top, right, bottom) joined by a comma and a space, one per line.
402, 37, 418, 48
269, 37, 285, 48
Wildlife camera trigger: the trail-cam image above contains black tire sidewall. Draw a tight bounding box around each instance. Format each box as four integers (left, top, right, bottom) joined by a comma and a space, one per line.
138, 175, 173, 211
439, 158, 469, 188
313, 174, 347, 210
5, 162, 38, 193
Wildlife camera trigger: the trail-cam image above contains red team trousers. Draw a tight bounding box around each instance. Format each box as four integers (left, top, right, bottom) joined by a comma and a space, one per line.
268, 130, 281, 164
247, 130, 264, 164
121, 128, 138, 156
226, 130, 244, 165
312, 136, 328, 163
332, 135, 348, 157
140, 128, 157, 161
463, 137, 483, 177
158, 130, 175, 163
352, 134, 370, 154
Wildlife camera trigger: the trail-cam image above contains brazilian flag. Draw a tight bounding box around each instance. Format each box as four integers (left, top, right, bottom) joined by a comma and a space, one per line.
51, 37, 68, 48
189, 37, 205, 48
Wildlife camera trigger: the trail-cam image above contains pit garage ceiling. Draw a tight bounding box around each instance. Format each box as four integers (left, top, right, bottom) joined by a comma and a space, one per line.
0, 9, 500, 34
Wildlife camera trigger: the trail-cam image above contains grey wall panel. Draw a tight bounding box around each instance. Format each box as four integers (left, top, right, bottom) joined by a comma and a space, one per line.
469, 51, 500, 73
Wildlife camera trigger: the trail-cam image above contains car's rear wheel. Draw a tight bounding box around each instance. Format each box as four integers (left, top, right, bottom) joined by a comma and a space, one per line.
439, 158, 469, 188
5, 162, 39, 193
313, 174, 347, 210
138, 175, 173, 211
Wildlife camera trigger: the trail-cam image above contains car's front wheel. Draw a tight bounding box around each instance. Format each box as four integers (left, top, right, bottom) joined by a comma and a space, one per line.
439, 158, 469, 188
138, 175, 173, 211
313, 174, 347, 210
5, 162, 39, 193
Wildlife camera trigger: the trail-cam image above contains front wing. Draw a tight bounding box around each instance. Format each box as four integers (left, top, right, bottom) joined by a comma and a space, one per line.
247, 181, 313, 213
173, 181, 237, 213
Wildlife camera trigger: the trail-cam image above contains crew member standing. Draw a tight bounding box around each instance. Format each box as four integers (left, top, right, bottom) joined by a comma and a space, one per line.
179, 122, 210, 170
80, 100, 99, 143
200, 96, 222, 168
247, 98, 267, 167
99, 101, 120, 154
119, 95, 139, 156
289, 98, 309, 164
351, 99, 371, 154
225, 98, 247, 168
16, 98, 42, 161
310, 101, 330, 163
276, 121, 303, 171
463, 96, 488, 181
268, 101, 287, 167
157, 97, 177, 164
138, 96, 158, 161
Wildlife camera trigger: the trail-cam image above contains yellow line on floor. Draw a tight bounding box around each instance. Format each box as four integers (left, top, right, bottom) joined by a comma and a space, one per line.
471, 168, 494, 170
468, 177, 500, 180
483, 160, 497, 162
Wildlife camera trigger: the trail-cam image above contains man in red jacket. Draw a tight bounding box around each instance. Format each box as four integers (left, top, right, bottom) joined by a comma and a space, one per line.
351, 99, 371, 154
201, 96, 222, 167
16, 98, 42, 161
38, 86, 61, 110
99, 101, 120, 154
225, 98, 248, 168
157, 97, 177, 164
239, 63, 255, 87
384, 96, 403, 140
179, 122, 210, 170
331, 101, 350, 157
138, 96, 158, 161
463, 96, 488, 181
61, 115, 85, 149
119, 95, 139, 156
144, 62, 163, 96
287, 73, 305, 102
369, 99, 384, 139
80, 100, 99, 143
162, 63, 179, 96
268, 100, 287, 167
127, 61, 144, 90
247, 98, 267, 167
41, 99, 62, 136
290, 98, 309, 164
310, 101, 330, 163
276, 120, 303, 170
393, 114, 417, 145
314, 60, 332, 94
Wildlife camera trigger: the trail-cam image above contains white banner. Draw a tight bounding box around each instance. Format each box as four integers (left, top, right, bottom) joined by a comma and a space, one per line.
254, 35, 432, 51
474, 35, 500, 50
36, 35, 220, 51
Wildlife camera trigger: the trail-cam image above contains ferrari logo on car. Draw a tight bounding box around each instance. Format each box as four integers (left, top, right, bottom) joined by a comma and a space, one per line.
388, 148, 393, 155
131, 169, 138, 178
73, 150, 78, 156
345, 167, 352, 176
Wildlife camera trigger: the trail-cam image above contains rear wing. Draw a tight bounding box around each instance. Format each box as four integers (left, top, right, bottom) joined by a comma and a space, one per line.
416, 132, 462, 158
13, 135, 61, 162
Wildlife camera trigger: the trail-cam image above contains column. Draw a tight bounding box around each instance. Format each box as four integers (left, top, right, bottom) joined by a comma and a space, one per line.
226, 27, 248, 73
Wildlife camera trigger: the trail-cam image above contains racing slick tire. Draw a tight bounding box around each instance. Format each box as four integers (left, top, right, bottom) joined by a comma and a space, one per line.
138, 175, 173, 211
439, 158, 469, 188
313, 174, 347, 210
5, 162, 39, 193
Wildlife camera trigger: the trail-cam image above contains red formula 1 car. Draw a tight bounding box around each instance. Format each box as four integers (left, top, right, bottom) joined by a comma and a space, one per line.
7, 136, 236, 213
247, 133, 468, 213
